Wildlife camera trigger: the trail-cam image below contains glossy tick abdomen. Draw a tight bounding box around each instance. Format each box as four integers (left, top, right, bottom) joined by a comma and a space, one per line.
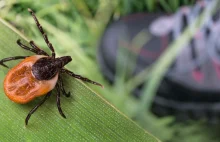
4, 55, 58, 104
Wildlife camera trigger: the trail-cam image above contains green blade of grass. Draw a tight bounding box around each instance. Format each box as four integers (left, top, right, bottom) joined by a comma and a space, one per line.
0, 18, 159, 141
168, 0, 179, 11
145, 0, 155, 12
158, 0, 172, 13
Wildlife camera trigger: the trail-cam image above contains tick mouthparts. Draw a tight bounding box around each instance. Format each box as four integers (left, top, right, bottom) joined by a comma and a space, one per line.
56, 56, 72, 67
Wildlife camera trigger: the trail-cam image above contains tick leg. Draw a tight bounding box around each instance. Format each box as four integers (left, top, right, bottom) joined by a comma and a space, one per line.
25, 92, 52, 125
58, 76, 70, 97
61, 69, 104, 88
56, 84, 66, 118
28, 8, 55, 58
0, 56, 28, 68
29, 40, 49, 56
17, 39, 38, 54
17, 39, 48, 56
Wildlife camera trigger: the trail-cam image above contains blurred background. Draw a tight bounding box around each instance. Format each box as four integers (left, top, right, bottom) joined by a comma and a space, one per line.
1, 0, 220, 141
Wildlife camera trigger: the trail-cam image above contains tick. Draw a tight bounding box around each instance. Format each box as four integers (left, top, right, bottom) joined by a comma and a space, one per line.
0, 8, 103, 125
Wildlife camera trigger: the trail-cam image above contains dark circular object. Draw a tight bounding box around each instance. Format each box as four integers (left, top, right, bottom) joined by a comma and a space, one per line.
97, 3, 220, 123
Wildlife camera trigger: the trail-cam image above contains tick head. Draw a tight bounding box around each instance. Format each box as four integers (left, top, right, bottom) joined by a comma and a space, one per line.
57, 56, 72, 67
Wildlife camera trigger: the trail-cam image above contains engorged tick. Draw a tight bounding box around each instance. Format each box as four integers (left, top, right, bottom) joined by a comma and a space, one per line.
0, 8, 103, 125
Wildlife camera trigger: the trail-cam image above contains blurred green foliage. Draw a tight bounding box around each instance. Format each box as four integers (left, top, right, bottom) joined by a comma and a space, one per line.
1, 0, 220, 142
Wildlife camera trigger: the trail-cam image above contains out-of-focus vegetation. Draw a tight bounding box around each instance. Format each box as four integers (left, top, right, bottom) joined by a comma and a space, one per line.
1, 0, 220, 141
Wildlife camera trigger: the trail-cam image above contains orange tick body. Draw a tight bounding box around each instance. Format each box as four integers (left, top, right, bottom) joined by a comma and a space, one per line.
4, 55, 58, 104
0, 8, 103, 125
